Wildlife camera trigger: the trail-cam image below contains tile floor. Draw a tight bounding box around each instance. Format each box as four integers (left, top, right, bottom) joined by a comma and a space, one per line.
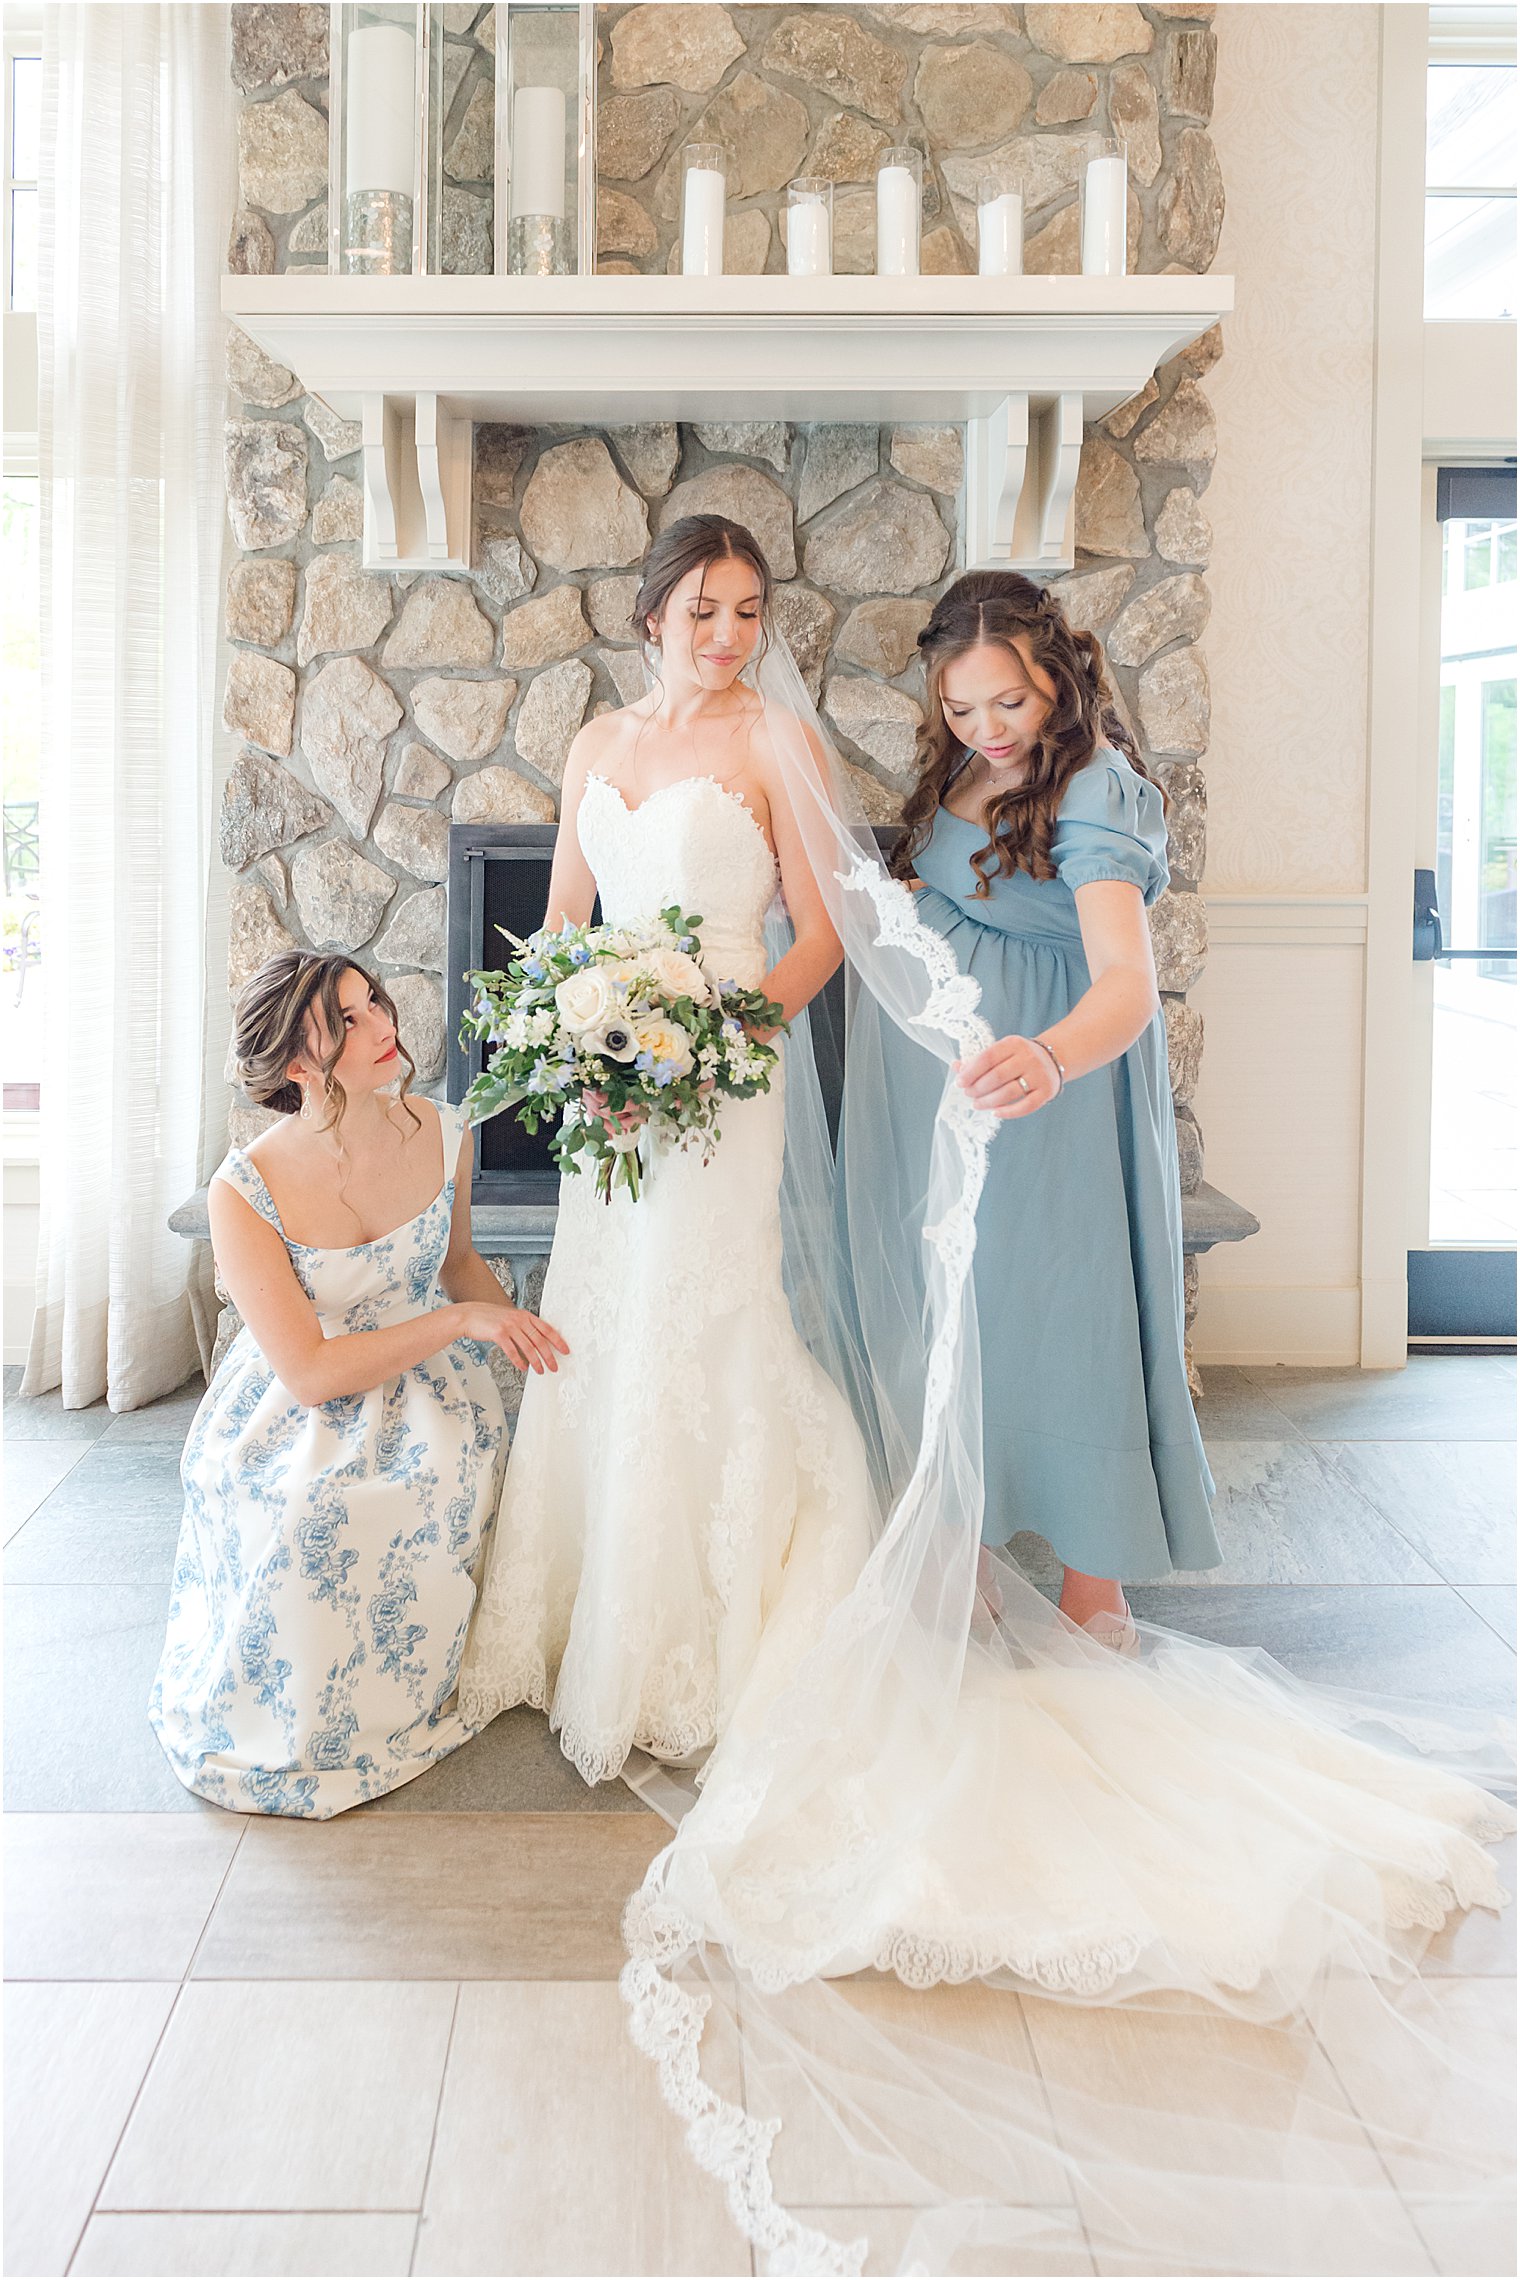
3, 1358, 1516, 2277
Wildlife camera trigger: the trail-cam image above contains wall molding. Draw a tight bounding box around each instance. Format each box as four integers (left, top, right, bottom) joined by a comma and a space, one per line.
1205, 893, 1370, 947
1192, 1281, 1363, 1369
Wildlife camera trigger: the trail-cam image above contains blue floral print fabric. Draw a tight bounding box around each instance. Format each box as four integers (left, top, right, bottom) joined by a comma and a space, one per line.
150, 1099, 506, 1817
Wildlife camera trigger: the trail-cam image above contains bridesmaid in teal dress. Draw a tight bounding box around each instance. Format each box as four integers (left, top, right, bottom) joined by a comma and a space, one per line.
887, 570, 1220, 1647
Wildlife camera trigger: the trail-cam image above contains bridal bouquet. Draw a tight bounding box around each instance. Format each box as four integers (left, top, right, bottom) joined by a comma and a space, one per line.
462, 907, 785, 1202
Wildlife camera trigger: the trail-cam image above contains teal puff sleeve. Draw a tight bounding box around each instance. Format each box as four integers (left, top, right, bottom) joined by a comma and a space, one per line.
1051, 753, 1170, 906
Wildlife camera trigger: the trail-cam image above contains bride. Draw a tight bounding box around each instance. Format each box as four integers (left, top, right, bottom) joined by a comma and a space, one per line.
457, 513, 873, 1780
460, 516, 1513, 2277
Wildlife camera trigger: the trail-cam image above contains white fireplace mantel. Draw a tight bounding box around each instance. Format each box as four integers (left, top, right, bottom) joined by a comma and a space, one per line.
222, 272, 1232, 577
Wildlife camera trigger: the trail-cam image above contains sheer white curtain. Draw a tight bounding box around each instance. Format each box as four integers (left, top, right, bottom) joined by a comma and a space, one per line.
24, 5, 233, 1411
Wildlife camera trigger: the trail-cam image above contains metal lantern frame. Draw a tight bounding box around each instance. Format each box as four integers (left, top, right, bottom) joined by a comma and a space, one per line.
492, 0, 597, 276
328, 2, 442, 278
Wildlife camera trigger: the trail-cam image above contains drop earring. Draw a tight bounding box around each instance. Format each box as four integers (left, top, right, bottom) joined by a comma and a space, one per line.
299, 1088, 313, 1123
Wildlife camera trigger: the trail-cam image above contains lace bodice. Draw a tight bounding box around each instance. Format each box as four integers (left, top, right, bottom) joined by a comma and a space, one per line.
579, 774, 779, 986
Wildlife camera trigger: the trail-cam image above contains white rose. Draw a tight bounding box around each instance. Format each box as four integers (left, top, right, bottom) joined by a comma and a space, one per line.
634, 1016, 694, 1076
643, 948, 713, 1006
555, 968, 616, 1036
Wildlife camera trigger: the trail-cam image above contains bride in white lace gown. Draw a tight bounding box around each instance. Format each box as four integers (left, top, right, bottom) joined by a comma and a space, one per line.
457, 517, 870, 1781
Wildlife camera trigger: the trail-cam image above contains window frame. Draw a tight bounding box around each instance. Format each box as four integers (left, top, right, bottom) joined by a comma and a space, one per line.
4, 18, 41, 321
3, 11, 41, 1141
1424, 8, 1517, 322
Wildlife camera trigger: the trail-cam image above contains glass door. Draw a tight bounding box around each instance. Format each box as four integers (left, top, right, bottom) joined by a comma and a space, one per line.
1411, 468, 1518, 1342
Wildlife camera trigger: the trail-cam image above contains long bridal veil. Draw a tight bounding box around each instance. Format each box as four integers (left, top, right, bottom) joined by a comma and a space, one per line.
617, 626, 1514, 2278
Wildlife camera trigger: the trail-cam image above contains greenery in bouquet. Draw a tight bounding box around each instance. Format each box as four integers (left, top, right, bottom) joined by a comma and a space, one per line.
462, 905, 785, 1202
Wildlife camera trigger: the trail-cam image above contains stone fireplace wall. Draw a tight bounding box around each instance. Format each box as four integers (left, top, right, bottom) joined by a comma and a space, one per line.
222, 0, 1221, 1340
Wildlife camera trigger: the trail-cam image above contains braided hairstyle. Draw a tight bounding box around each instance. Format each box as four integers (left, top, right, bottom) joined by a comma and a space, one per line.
890, 570, 1157, 898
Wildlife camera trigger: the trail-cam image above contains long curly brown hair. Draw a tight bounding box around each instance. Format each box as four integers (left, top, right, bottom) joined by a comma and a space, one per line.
890, 570, 1158, 898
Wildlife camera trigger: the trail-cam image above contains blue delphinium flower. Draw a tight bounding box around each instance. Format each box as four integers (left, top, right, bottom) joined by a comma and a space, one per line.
569, 943, 591, 965
524, 959, 547, 983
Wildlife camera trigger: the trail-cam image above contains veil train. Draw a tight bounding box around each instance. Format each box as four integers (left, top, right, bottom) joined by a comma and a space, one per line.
615, 627, 1514, 2279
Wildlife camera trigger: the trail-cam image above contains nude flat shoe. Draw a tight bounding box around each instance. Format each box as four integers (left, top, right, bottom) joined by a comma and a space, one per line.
1081, 1607, 1140, 1658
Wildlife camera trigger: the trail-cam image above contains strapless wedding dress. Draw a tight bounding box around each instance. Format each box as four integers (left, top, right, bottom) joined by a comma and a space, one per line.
457, 771, 872, 1783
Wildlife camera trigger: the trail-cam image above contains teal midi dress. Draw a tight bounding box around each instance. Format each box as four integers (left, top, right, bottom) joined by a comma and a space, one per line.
889, 750, 1221, 1581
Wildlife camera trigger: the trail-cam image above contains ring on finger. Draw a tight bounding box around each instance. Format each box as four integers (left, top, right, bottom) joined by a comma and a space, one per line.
1016, 1074, 1031, 1095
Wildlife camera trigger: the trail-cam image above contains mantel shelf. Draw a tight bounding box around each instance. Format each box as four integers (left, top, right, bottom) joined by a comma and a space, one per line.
223, 271, 1232, 576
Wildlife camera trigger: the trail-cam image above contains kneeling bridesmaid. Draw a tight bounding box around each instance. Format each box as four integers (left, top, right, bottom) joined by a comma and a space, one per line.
150, 951, 567, 1817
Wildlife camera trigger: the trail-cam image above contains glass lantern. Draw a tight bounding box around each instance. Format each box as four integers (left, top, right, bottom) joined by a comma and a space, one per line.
328, 4, 445, 276
493, 2, 596, 275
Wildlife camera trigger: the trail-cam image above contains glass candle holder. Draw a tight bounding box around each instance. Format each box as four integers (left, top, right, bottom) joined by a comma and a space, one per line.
681, 143, 727, 277
1081, 135, 1128, 277
875, 146, 922, 278
494, 1, 596, 278
330, 3, 445, 276
786, 176, 833, 277
976, 165, 1024, 277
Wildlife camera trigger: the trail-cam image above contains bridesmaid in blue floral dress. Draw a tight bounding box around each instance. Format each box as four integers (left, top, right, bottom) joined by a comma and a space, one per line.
882, 571, 1221, 1649
151, 952, 566, 1817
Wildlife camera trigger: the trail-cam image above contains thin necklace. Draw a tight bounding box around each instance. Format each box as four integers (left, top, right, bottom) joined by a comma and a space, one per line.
640, 685, 749, 799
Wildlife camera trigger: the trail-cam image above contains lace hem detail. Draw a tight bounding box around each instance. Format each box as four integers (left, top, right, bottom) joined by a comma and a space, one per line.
619, 1947, 866, 2279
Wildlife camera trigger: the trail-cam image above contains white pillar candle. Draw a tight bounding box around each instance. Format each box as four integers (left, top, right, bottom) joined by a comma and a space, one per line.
876, 164, 919, 276
977, 189, 1023, 276
511, 85, 566, 220
345, 21, 416, 198
682, 165, 726, 276
1082, 151, 1128, 276
787, 196, 831, 277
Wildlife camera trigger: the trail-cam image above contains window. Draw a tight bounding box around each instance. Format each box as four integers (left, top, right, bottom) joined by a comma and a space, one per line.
1425, 13, 1517, 319
1430, 500, 1518, 1242
2, 27, 39, 1114
5, 45, 37, 312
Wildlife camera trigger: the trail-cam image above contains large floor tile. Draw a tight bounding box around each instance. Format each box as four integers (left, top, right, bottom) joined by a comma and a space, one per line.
1195, 1366, 1306, 1442
193, 1811, 667, 1980
101, 1980, 456, 2212
1242, 1358, 1516, 1442
1458, 1584, 1518, 1649
414, 1980, 749, 2276
3, 1583, 198, 1812
788, 2203, 1094, 2277
1126, 1583, 1517, 1713
1316, 1975, 1516, 2203
1170, 1441, 1443, 1589
97, 1377, 206, 1443
4, 1443, 185, 1584
370, 1705, 650, 1814
2, 1379, 114, 1443
1419, 1832, 1516, 1978
757, 1978, 1073, 2210
3, 1440, 88, 1545
4, 1981, 177, 2279
1021, 1991, 1434, 2276
5, 1811, 244, 1979
1402, 2192, 1516, 2279
70, 2212, 417, 2277
1319, 1442, 1515, 1586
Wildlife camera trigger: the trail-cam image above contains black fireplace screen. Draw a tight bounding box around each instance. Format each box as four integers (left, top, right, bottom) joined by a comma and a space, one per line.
445, 820, 893, 1206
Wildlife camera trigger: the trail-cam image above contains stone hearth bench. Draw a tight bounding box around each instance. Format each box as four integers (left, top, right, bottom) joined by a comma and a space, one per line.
171, 1180, 1256, 1406
170, 1183, 1257, 1279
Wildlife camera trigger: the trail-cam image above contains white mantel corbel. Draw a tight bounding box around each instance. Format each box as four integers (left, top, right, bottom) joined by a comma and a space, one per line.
224, 274, 1231, 578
